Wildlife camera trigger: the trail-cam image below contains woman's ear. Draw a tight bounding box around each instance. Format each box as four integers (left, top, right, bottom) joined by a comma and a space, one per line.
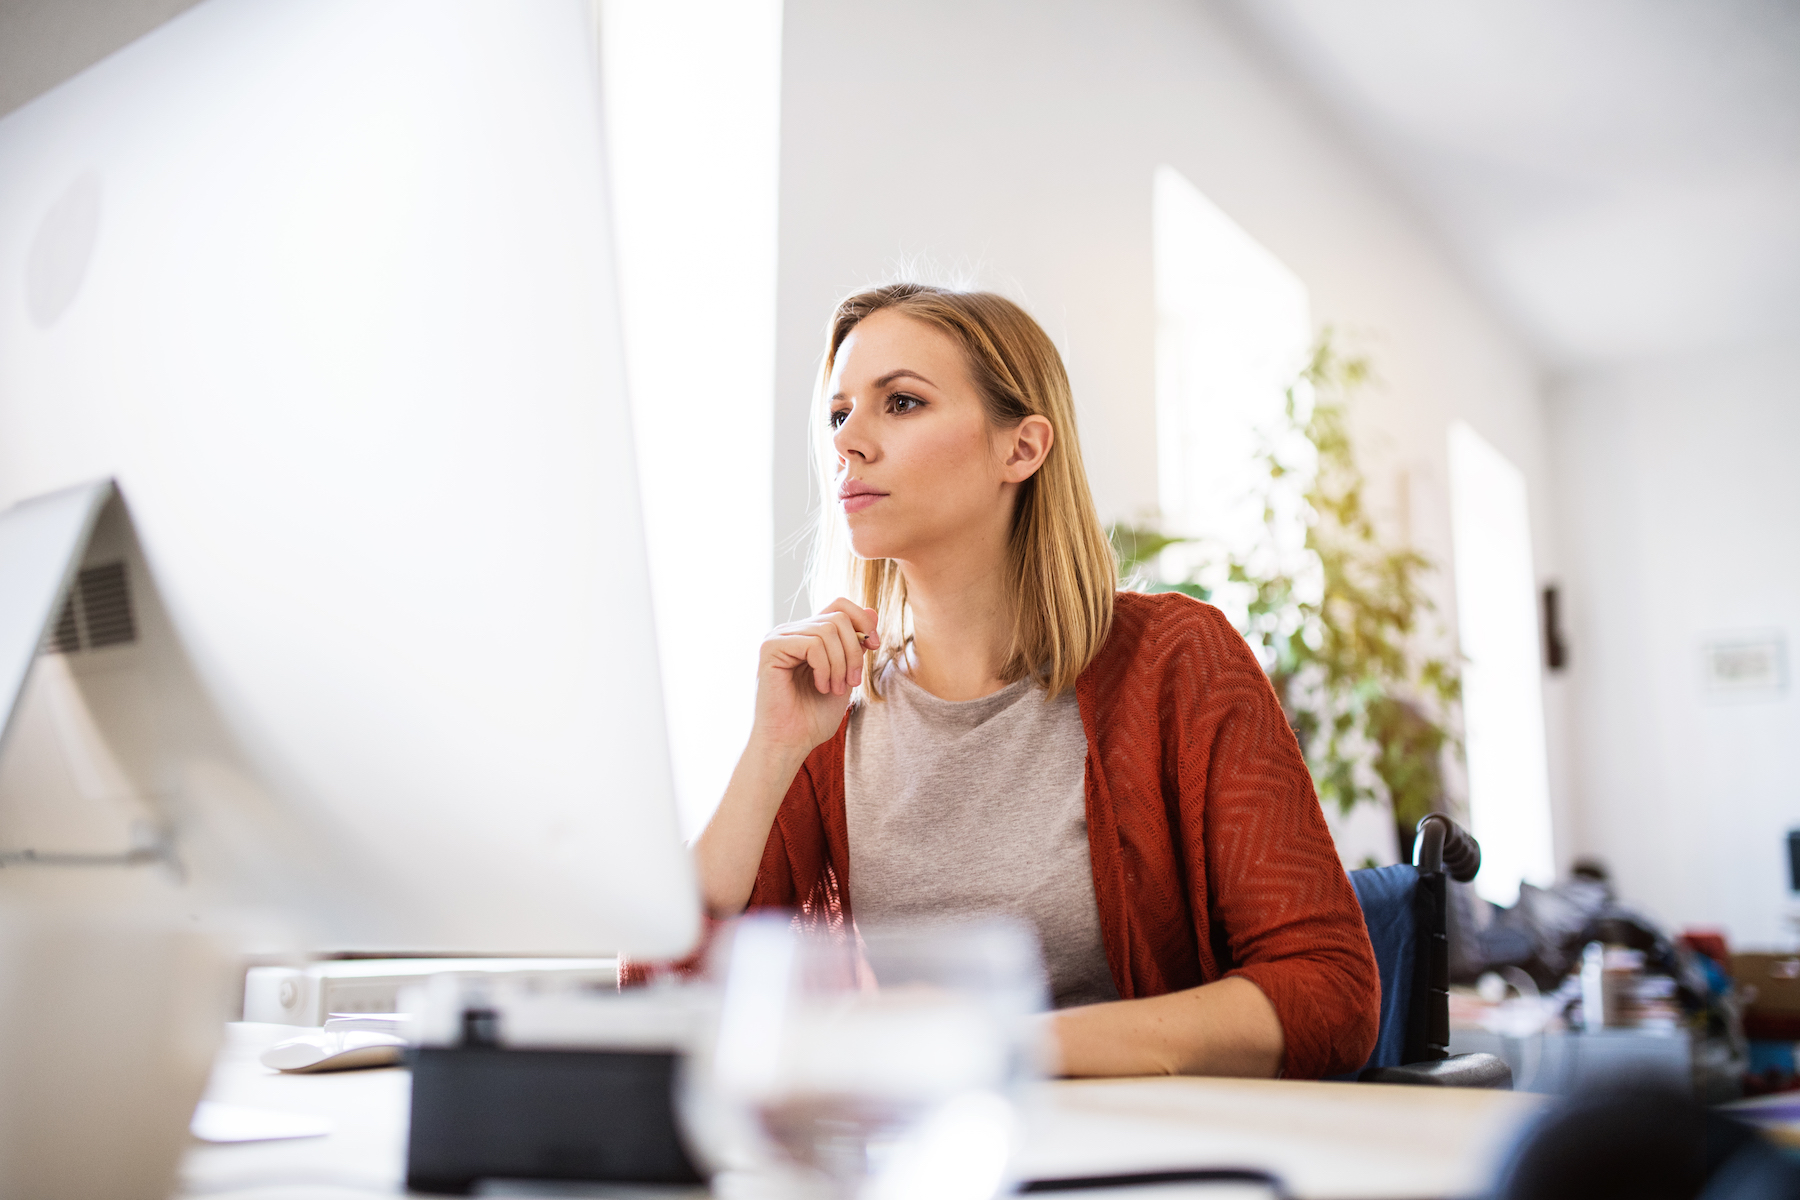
999, 414, 1055, 483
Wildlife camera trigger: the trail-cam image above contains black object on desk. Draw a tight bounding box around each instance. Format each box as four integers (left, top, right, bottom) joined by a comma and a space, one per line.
1023, 1168, 1288, 1196
404, 1010, 706, 1195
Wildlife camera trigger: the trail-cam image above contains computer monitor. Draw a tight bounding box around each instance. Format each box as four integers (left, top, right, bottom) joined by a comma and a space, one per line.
0, 0, 700, 957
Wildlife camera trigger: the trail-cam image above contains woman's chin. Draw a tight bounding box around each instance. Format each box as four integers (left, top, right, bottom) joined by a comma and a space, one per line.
844, 528, 904, 563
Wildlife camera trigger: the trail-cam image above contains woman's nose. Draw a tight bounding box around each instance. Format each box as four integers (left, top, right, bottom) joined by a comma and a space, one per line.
833, 407, 872, 461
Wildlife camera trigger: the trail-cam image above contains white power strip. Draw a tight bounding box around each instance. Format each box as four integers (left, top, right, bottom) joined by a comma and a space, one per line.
243, 958, 617, 1026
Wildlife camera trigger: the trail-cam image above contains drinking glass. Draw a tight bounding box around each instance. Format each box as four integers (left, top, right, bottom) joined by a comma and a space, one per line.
684, 913, 1049, 1200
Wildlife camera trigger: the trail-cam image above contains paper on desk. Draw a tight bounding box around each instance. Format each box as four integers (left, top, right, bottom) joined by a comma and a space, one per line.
191, 1101, 332, 1143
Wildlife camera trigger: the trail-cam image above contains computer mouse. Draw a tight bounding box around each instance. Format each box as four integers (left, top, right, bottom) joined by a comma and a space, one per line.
259, 1029, 407, 1073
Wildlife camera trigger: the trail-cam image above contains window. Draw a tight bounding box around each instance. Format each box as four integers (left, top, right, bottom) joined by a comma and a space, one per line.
1152, 165, 1311, 576
1448, 421, 1555, 904
600, 0, 782, 837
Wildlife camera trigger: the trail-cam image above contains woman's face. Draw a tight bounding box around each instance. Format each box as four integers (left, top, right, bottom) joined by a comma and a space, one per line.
826, 308, 1050, 566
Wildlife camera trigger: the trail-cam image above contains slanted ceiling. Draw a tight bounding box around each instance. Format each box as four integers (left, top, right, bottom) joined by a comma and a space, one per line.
1223, 0, 1800, 371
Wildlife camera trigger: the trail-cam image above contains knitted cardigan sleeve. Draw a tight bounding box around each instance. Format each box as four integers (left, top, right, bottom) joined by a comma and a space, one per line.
1143, 593, 1379, 1078
747, 717, 851, 929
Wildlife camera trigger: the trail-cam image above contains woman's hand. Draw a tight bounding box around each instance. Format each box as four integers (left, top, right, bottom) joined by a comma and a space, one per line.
750, 598, 879, 759
693, 598, 877, 917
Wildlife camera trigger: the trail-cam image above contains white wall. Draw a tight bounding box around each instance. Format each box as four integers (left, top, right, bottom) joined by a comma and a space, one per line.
1550, 339, 1800, 948
773, 0, 1566, 861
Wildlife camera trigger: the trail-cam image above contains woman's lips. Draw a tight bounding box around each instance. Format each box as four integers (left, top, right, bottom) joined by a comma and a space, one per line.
841, 491, 885, 515
838, 481, 887, 514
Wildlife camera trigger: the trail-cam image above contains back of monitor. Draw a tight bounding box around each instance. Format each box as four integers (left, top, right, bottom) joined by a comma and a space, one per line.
0, 0, 700, 956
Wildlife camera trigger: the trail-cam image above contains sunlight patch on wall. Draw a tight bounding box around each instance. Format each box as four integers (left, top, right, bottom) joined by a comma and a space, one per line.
1448, 421, 1555, 904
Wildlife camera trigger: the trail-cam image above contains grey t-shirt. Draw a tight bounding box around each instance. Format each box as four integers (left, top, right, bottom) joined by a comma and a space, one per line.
844, 666, 1120, 1009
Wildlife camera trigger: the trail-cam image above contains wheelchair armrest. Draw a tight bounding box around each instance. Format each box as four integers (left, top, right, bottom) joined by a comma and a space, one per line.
1359, 1052, 1513, 1089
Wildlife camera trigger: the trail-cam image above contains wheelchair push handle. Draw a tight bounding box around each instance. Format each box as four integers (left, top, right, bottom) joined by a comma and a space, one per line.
1414, 814, 1481, 883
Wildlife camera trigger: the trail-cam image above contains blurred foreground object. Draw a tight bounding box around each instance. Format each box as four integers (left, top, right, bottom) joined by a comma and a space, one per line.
689, 915, 1047, 1200
1494, 1076, 1800, 1200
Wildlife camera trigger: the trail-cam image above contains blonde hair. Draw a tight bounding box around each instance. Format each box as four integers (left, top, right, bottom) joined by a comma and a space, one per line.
807, 284, 1115, 698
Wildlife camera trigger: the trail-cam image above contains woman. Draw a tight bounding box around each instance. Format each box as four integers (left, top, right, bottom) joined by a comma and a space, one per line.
692, 284, 1378, 1080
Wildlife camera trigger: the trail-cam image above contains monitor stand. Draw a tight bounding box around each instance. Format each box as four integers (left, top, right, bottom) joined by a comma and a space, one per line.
0, 479, 234, 1199
0, 478, 177, 875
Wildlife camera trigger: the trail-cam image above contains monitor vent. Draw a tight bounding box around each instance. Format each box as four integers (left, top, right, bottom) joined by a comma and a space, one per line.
46, 595, 81, 654
40, 561, 136, 655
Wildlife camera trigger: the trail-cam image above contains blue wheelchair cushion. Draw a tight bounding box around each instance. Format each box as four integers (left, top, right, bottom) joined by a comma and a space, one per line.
1342, 862, 1418, 1075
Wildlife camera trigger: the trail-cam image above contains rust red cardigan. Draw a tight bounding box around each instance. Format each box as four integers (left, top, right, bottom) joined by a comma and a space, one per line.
745, 590, 1378, 1080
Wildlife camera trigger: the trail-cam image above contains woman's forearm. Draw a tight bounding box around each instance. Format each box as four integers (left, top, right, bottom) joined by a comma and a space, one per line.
1049, 976, 1285, 1078
692, 739, 808, 917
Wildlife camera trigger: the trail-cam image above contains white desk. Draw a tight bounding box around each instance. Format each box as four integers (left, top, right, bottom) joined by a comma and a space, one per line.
180, 1026, 1544, 1199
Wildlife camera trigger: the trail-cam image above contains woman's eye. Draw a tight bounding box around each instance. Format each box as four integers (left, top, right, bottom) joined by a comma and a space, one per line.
827, 408, 849, 429
890, 393, 922, 414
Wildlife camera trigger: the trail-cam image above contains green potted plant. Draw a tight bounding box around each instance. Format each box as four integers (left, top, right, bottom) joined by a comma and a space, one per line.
1113, 337, 1461, 864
